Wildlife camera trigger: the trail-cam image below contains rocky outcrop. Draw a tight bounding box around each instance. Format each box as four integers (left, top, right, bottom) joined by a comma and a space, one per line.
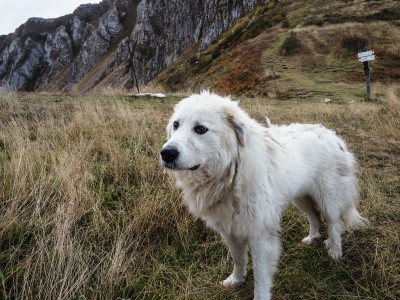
0, 36, 45, 90
0, 1, 113, 91
67, 7, 123, 89
130, 0, 268, 85
0, 0, 269, 92
0, 0, 119, 91
42, 25, 74, 86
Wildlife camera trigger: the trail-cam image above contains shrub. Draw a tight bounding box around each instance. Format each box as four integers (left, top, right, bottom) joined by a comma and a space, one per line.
304, 18, 324, 27
279, 32, 301, 55
341, 35, 369, 52
281, 20, 290, 28
256, 5, 269, 15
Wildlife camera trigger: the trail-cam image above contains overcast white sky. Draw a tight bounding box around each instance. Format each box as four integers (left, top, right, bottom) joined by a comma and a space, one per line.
0, 0, 102, 35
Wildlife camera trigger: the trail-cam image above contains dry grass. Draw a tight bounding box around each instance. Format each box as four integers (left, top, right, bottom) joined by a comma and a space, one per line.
0, 91, 399, 299
0, 92, 178, 299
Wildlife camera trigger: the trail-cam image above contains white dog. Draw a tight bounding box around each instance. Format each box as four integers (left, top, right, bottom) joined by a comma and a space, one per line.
160, 92, 367, 300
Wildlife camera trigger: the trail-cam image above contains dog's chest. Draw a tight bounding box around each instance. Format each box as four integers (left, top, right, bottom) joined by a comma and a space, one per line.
186, 188, 260, 237
180, 180, 238, 232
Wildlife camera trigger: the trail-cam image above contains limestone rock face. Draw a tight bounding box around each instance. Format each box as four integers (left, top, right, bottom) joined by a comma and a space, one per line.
67, 7, 123, 89
0, 36, 45, 90
0, 0, 268, 92
130, 0, 266, 85
42, 25, 74, 86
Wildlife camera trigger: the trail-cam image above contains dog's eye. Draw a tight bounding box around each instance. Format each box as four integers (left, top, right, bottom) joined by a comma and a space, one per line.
173, 121, 179, 130
194, 125, 208, 134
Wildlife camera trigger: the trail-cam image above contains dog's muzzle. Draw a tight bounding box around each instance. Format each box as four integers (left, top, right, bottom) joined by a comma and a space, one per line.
160, 146, 200, 170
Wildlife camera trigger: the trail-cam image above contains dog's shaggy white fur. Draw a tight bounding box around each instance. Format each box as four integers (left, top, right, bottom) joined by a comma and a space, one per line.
160, 92, 367, 300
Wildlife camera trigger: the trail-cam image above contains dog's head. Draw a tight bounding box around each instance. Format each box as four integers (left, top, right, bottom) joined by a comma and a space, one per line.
160, 92, 246, 173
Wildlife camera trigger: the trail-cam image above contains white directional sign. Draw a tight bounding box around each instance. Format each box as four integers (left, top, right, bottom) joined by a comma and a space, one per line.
357, 50, 377, 62
357, 48, 375, 99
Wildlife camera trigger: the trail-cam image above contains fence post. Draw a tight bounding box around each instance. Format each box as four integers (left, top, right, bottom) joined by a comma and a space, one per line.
363, 46, 371, 100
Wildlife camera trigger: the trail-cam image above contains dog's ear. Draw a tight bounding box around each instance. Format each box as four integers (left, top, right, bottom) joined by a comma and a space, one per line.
225, 111, 246, 147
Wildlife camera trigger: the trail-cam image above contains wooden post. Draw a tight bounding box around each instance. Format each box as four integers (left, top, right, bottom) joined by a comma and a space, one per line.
357, 46, 376, 100
363, 46, 371, 100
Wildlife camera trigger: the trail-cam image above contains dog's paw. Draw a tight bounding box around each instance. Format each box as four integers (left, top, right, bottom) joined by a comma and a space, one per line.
301, 233, 321, 245
220, 274, 246, 288
324, 239, 342, 261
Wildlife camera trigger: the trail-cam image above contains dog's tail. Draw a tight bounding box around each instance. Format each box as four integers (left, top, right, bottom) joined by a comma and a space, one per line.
341, 207, 369, 232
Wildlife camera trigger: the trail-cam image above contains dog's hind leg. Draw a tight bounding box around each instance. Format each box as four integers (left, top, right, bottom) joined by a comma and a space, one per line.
323, 215, 343, 261
319, 193, 345, 260
220, 232, 248, 287
320, 176, 360, 260
294, 196, 321, 245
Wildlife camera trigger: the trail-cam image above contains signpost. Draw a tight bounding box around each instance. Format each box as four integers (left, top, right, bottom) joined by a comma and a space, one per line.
357, 47, 377, 99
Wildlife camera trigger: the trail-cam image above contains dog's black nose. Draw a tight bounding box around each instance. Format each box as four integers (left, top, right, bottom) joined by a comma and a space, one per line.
160, 146, 179, 163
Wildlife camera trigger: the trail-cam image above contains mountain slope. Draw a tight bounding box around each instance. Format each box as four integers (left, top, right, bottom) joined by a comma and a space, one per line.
154, 0, 400, 100
0, 0, 399, 96
0, 0, 269, 92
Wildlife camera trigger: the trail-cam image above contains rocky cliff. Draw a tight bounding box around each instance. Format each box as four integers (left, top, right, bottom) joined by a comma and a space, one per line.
0, 0, 269, 92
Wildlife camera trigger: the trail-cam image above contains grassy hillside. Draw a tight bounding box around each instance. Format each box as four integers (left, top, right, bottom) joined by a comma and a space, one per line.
154, 0, 400, 101
0, 89, 399, 299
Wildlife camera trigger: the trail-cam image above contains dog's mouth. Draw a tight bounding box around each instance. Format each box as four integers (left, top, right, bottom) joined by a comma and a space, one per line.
163, 162, 200, 171
189, 164, 200, 171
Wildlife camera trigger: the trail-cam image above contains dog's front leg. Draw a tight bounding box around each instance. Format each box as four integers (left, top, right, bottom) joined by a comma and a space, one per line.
249, 232, 281, 300
219, 231, 248, 287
